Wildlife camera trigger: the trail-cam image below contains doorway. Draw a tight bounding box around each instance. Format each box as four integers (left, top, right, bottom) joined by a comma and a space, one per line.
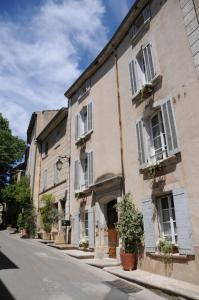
107, 200, 118, 258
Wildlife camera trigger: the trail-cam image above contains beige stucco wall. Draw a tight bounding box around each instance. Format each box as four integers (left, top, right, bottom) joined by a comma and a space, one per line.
69, 54, 122, 218
39, 116, 69, 215
116, 0, 199, 284
67, 0, 199, 284
26, 110, 58, 221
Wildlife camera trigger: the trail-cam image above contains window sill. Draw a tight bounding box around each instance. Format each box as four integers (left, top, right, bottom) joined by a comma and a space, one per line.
148, 252, 188, 261
140, 153, 178, 173
75, 129, 93, 146
132, 74, 162, 104
74, 186, 92, 198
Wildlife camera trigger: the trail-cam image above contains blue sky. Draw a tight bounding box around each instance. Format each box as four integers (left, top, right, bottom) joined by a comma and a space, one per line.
0, 0, 133, 138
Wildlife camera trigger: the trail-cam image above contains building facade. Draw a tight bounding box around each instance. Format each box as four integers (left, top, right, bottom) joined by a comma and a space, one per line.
64, 0, 199, 284
36, 108, 70, 243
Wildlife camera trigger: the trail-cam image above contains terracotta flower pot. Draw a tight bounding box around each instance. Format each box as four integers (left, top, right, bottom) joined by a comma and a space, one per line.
120, 252, 136, 271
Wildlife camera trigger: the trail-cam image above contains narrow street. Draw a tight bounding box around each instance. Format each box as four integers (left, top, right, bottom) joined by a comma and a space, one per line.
0, 230, 167, 300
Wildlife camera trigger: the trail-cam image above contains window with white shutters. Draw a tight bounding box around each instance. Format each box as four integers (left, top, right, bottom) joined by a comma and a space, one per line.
75, 102, 93, 141
74, 151, 94, 192
130, 5, 151, 40
129, 43, 155, 96
157, 194, 177, 244
53, 163, 59, 185
43, 169, 48, 191
135, 97, 179, 168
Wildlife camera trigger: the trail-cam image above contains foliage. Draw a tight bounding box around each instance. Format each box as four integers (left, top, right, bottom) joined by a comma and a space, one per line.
115, 193, 144, 253
79, 238, 89, 249
40, 194, 59, 233
17, 204, 36, 236
1, 176, 35, 235
0, 113, 26, 174
157, 237, 175, 264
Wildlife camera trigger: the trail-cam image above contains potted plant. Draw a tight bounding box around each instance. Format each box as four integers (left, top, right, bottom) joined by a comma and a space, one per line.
79, 237, 89, 250
40, 194, 57, 240
115, 193, 144, 271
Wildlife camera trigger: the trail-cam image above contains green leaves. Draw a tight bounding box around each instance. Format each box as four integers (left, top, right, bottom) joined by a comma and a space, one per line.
0, 113, 26, 173
115, 193, 144, 253
40, 194, 57, 233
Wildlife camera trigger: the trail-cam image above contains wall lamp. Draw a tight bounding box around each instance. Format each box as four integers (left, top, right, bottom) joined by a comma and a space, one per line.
56, 155, 70, 171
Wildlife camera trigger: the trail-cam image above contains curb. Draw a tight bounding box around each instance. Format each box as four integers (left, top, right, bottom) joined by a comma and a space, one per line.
104, 268, 199, 300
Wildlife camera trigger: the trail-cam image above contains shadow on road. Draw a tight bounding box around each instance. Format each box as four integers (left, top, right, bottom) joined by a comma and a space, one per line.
0, 251, 19, 270
0, 280, 16, 300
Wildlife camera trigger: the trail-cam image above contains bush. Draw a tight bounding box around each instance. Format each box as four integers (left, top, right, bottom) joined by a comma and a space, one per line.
40, 194, 57, 233
115, 193, 144, 253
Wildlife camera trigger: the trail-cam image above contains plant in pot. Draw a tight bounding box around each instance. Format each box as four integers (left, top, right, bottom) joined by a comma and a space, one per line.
115, 193, 144, 271
40, 194, 57, 240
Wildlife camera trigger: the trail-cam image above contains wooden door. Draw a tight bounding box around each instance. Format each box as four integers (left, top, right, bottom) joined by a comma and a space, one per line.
107, 200, 118, 258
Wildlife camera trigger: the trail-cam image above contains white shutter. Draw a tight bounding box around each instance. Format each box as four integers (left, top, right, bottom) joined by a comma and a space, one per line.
142, 197, 156, 252
87, 102, 93, 132
143, 43, 155, 82
161, 97, 179, 156
88, 151, 94, 186
129, 60, 138, 95
88, 207, 95, 248
75, 114, 79, 140
74, 160, 80, 191
53, 164, 59, 185
135, 119, 146, 168
173, 187, 194, 255
43, 169, 47, 190
74, 213, 80, 247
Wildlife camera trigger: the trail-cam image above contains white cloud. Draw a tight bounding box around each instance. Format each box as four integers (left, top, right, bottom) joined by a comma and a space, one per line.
0, 0, 108, 139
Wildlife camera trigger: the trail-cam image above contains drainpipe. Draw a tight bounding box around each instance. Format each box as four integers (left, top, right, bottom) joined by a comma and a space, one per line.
114, 48, 126, 195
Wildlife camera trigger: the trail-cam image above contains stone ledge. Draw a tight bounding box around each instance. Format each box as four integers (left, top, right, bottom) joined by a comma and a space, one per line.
104, 267, 199, 300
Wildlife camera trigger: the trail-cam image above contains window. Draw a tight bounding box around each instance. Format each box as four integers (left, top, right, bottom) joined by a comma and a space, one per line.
76, 79, 91, 102
150, 111, 167, 162
75, 102, 93, 141
130, 5, 151, 40
129, 43, 156, 95
74, 151, 94, 191
157, 194, 177, 244
43, 169, 48, 191
136, 97, 179, 168
53, 163, 59, 185
84, 211, 88, 237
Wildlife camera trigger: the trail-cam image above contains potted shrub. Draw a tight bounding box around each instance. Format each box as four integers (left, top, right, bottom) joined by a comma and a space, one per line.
79, 238, 89, 250
40, 194, 56, 240
115, 193, 143, 271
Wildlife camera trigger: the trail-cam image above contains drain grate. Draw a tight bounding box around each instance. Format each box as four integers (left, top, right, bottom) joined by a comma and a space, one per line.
107, 279, 142, 294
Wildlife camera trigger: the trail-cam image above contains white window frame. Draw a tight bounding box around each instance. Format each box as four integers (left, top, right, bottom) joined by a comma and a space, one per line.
129, 43, 156, 96
74, 151, 93, 192
149, 111, 168, 164
43, 169, 48, 191
75, 102, 93, 142
157, 194, 177, 244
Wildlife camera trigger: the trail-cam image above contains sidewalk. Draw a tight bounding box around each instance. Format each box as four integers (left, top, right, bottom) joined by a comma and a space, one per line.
104, 267, 199, 300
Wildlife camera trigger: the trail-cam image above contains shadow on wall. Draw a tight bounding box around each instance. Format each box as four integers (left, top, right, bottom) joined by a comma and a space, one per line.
0, 280, 16, 300
0, 251, 19, 270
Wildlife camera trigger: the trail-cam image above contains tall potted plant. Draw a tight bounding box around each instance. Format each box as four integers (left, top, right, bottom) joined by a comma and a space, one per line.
115, 193, 143, 271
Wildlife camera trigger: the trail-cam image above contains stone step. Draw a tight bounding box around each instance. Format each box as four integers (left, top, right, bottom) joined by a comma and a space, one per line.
48, 244, 76, 250
63, 249, 94, 259
82, 258, 120, 269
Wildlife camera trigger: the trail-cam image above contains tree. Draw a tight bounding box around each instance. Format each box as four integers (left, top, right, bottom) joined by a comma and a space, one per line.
0, 113, 26, 174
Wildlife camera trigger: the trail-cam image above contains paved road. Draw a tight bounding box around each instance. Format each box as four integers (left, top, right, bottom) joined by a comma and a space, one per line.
0, 230, 166, 300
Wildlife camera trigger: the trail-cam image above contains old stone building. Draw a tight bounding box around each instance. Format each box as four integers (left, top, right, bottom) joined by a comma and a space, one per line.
64, 0, 199, 284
